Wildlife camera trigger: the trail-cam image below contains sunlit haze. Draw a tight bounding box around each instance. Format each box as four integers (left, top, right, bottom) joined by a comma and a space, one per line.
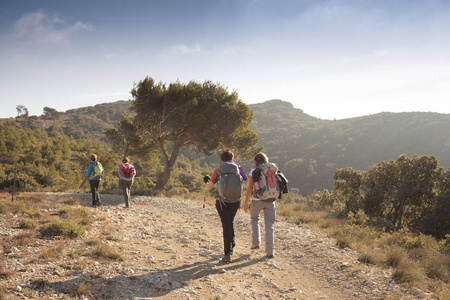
1, 0, 450, 120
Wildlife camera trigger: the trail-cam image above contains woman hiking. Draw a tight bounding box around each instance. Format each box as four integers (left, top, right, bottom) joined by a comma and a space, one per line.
204, 148, 247, 263
118, 156, 136, 208
244, 152, 276, 259
84, 154, 104, 207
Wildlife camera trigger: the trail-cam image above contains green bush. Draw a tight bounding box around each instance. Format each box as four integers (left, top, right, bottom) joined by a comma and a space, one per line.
59, 207, 90, 218
39, 220, 85, 238
19, 218, 38, 229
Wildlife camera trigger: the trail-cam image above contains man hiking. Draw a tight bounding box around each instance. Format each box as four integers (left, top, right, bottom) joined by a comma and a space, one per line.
204, 148, 247, 263
118, 156, 136, 208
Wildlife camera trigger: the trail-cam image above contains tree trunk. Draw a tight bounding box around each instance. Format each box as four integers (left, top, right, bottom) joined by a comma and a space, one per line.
153, 143, 181, 194
11, 162, 17, 202
396, 201, 404, 230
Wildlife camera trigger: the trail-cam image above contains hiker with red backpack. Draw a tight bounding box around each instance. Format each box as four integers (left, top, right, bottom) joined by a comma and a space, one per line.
118, 157, 136, 208
244, 152, 288, 259
204, 148, 247, 263
84, 154, 104, 207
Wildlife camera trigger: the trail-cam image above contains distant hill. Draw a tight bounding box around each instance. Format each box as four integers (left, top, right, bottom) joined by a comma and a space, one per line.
250, 100, 450, 194
4, 99, 450, 195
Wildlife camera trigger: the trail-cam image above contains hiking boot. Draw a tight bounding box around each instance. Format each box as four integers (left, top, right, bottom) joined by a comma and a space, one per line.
230, 242, 235, 255
219, 255, 231, 264
251, 245, 260, 250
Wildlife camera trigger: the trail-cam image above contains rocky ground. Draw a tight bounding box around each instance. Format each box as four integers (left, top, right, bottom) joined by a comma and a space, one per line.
1, 193, 436, 299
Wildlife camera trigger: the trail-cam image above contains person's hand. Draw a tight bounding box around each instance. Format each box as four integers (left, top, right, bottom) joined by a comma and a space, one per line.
203, 175, 211, 184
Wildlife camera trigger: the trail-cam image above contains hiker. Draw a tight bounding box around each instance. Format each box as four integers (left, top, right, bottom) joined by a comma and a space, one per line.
204, 148, 247, 263
244, 152, 278, 259
118, 157, 136, 208
84, 154, 104, 207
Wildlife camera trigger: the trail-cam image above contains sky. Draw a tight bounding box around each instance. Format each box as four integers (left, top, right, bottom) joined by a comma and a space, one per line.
1, 0, 450, 120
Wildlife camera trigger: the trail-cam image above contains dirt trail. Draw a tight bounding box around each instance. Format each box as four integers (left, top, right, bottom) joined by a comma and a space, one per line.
2, 193, 433, 299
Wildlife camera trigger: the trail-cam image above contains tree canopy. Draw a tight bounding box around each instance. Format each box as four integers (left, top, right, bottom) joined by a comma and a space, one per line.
331, 154, 449, 238
127, 77, 261, 192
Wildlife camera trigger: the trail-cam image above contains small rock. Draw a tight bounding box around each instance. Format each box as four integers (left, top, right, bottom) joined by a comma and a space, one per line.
15, 286, 22, 292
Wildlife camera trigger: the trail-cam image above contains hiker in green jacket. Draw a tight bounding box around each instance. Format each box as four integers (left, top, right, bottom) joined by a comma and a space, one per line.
84, 154, 104, 207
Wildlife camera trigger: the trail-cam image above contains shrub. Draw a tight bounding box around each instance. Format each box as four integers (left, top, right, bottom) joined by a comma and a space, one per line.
358, 251, 376, 265
398, 233, 439, 250
39, 220, 85, 238
387, 247, 405, 268
19, 218, 38, 229
392, 259, 423, 283
40, 244, 65, 260
91, 243, 123, 261
425, 254, 450, 283
348, 209, 369, 226
336, 234, 354, 249
59, 207, 90, 218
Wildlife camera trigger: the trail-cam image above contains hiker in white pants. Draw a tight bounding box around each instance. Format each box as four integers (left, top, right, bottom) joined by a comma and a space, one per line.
244, 152, 276, 258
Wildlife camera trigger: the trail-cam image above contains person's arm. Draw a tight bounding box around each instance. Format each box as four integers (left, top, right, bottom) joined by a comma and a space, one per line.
244, 176, 254, 212
238, 165, 248, 181
118, 165, 123, 179
84, 163, 93, 177
205, 169, 218, 191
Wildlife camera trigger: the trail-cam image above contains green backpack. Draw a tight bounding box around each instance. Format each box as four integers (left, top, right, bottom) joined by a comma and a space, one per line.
91, 162, 104, 179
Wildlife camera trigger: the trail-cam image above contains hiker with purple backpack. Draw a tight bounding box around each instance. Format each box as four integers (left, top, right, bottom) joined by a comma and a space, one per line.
118, 157, 136, 208
204, 148, 247, 263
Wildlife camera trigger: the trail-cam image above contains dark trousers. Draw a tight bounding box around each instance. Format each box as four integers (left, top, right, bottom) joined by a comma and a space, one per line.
215, 200, 239, 256
89, 180, 101, 206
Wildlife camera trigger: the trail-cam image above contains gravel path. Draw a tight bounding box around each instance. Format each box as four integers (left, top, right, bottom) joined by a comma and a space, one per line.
1, 193, 434, 299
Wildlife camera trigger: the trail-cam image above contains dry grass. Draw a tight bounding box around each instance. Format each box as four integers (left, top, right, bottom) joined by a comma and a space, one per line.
40, 243, 66, 260
358, 247, 385, 265
387, 247, 404, 268
276, 198, 450, 299
90, 243, 123, 261
4, 231, 39, 252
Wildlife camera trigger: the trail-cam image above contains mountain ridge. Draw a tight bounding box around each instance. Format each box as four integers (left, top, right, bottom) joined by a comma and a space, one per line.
4, 99, 450, 194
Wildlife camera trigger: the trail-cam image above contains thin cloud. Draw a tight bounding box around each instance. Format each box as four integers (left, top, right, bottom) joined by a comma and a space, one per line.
12, 10, 93, 44
167, 43, 201, 55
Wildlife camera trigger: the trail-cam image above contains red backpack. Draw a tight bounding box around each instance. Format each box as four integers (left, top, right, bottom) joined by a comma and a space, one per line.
121, 164, 135, 177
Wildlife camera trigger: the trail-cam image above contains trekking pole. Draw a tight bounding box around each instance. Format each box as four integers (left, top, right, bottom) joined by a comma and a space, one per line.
79, 176, 88, 190
201, 189, 207, 229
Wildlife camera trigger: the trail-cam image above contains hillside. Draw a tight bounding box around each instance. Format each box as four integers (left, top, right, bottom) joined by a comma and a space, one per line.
3, 99, 450, 195
250, 100, 450, 194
